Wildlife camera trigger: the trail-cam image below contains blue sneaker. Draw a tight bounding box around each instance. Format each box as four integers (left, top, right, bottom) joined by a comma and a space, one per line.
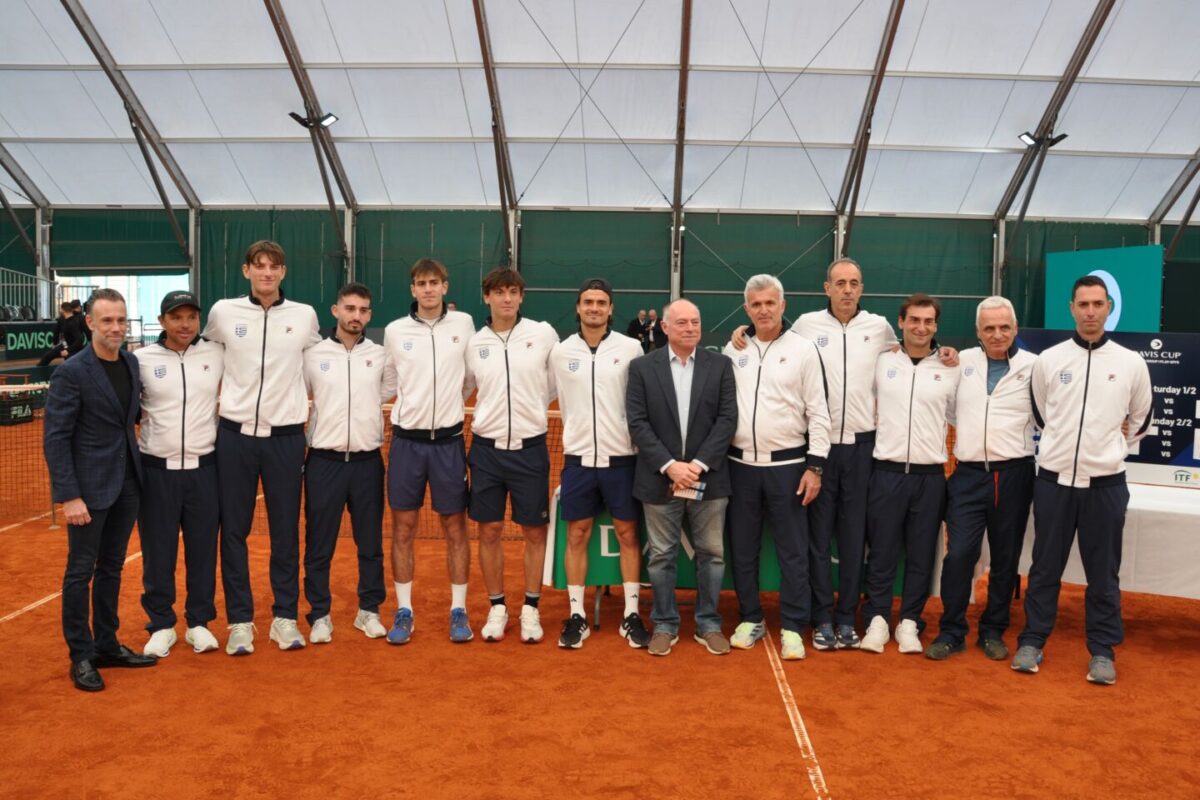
812, 623, 837, 651
387, 608, 414, 645
449, 608, 474, 643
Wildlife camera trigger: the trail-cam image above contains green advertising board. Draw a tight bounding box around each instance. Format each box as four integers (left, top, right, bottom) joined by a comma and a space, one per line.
1044, 244, 1163, 333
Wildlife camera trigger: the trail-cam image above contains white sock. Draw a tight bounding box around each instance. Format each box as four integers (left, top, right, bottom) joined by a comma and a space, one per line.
451, 582, 468, 610
623, 582, 640, 617
568, 584, 585, 618
395, 581, 412, 611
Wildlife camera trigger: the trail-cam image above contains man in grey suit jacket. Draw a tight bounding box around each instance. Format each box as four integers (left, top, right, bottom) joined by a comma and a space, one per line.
626, 298, 737, 657
44, 288, 156, 692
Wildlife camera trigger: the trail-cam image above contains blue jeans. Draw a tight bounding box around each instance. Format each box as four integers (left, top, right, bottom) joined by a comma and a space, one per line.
643, 497, 728, 636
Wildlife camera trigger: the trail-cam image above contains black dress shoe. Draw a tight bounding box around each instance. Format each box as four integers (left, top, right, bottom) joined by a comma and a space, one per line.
94, 645, 157, 668
71, 660, 105, 692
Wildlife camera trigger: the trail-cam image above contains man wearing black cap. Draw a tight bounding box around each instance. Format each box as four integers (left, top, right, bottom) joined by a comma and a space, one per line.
134, 290, 225, 657
550, 278, 651, 649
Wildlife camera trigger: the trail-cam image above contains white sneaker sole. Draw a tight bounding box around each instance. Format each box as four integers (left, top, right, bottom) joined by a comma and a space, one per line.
185, 633, 219, 654
781, 648, 806, 661
270, 634, 306, 651
897, 641, 923, 654
310, 633, 332, 644
354, 620, 387, 639
520, 628, 544, 644
226, 643, 254, 656
860, 637, 887, 654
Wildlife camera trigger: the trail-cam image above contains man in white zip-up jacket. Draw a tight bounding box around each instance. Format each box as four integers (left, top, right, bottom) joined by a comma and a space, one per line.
927, 297, 1036, 663
723, 275, 830, 661
135, 290, 224, 658
550, 278, 651, 650
302, 283, 398, 645
1012, 275, 1153, 685
201, 240, 322, 655
382, 258, 476, 644
465, 268, 558, 644
861, 294, 959, 655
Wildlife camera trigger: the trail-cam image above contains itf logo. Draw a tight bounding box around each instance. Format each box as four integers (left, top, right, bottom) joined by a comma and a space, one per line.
1088, 269, 1122, 331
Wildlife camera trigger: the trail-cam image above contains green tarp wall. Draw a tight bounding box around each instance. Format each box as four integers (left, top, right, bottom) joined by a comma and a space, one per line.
28, 208, 1198, 337
0, 208, 36, 276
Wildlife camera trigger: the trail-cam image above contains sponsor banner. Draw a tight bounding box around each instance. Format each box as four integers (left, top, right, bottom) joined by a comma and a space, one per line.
2, 322, 58, 361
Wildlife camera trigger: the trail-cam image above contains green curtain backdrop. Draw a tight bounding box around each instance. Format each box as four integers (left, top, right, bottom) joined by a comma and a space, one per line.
1162, 224, 1200, 334
354, 209, 506, 327
51, 209, 190, 271
198, 209, 345, 321
518, 210, 671, 334
0, 207, 36, 276
684, 213, 836, 339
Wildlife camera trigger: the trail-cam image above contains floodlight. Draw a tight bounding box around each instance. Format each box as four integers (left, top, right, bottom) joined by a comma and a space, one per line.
1018, 131, 1037, 147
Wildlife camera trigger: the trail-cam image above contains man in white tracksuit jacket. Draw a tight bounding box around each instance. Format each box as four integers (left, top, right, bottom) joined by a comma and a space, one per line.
302, 283, 397, 645
1012, 275, 1152, 685
860, 294, 959, 655
927, 296, 1036, 663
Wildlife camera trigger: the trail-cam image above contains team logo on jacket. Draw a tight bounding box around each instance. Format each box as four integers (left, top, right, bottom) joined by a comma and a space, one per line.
737, 355, 748, 368
234, 323, 247, 338
285, 326, 293, 334
1108, 374, 1117, 382
1059, 371, 1072, 384
365, 360, 373, 368
479, 347, 490, 360
320, 361, 330, 372
568, 359, 580, 373
964, 366, 975, 377
779, 357, 787, 364
403, 340, 413, 351
886, 368, 897, 380
934, 374, 942, 381
154, 365, 167, 379
816, 335, 828, 347
203, 364, 210, 372
863, 335, 871, 342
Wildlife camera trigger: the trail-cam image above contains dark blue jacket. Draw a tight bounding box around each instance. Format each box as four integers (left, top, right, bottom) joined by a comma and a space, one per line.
43, 345, 143, 508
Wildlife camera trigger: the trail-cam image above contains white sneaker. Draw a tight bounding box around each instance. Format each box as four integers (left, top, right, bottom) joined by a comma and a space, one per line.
780, 629, 806, 661
482, 605, 509, 642
519, 604, 543, 643
861, 615, 889, 653
895, 619, 923, 654
226, 622, 256, 656
185, 626, 219, 653
310, 615, 333, 644
354, 609, 387, 639
730, 621, 766, 650
143, 628, 177, 657
269, 617, 307, 650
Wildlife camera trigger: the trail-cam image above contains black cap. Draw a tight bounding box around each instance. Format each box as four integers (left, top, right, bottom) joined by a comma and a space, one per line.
577, 277, 613, 302
161, 290, 200, 315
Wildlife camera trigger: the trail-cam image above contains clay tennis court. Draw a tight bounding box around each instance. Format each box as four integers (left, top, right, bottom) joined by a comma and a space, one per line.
2, 509, 1199, 798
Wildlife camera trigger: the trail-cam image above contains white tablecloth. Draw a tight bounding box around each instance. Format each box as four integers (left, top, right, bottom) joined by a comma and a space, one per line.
984, 483, 1200, 600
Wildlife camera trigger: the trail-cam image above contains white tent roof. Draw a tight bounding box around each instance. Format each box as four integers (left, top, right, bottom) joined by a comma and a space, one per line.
0, 0, 1196, 223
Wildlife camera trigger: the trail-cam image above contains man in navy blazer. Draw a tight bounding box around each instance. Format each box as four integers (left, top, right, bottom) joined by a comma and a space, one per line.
626, 298, 737, 657
44, 288, 156, 691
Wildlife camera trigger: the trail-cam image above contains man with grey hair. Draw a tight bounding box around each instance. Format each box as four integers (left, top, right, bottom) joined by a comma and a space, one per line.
627, 298, 737, 656
927, 296, 1037, 662
723, 275, 830, 660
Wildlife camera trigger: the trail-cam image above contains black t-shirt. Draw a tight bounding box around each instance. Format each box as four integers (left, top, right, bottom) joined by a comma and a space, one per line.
99, 355, 135, 477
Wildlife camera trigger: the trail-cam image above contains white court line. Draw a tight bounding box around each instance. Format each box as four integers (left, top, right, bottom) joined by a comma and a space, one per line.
763, 628, 832, 799
0, 551, 142, 624
0, 511, 53, 533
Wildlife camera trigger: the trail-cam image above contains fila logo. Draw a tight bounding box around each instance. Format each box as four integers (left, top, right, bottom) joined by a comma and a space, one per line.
526, 341, 533, 349
365, 359, 373, 368
285, 326, 293, 334
1108, 374, 1117, 382
779, 357, 787, 364
452, 336, 460, 343
202, 364, 210, 372
863, 336, 871, 342
613, 358, 620, 364
933, 374, 942, 381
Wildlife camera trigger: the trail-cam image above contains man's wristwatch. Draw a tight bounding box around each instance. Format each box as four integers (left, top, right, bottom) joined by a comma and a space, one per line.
806, 465, 823, 477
